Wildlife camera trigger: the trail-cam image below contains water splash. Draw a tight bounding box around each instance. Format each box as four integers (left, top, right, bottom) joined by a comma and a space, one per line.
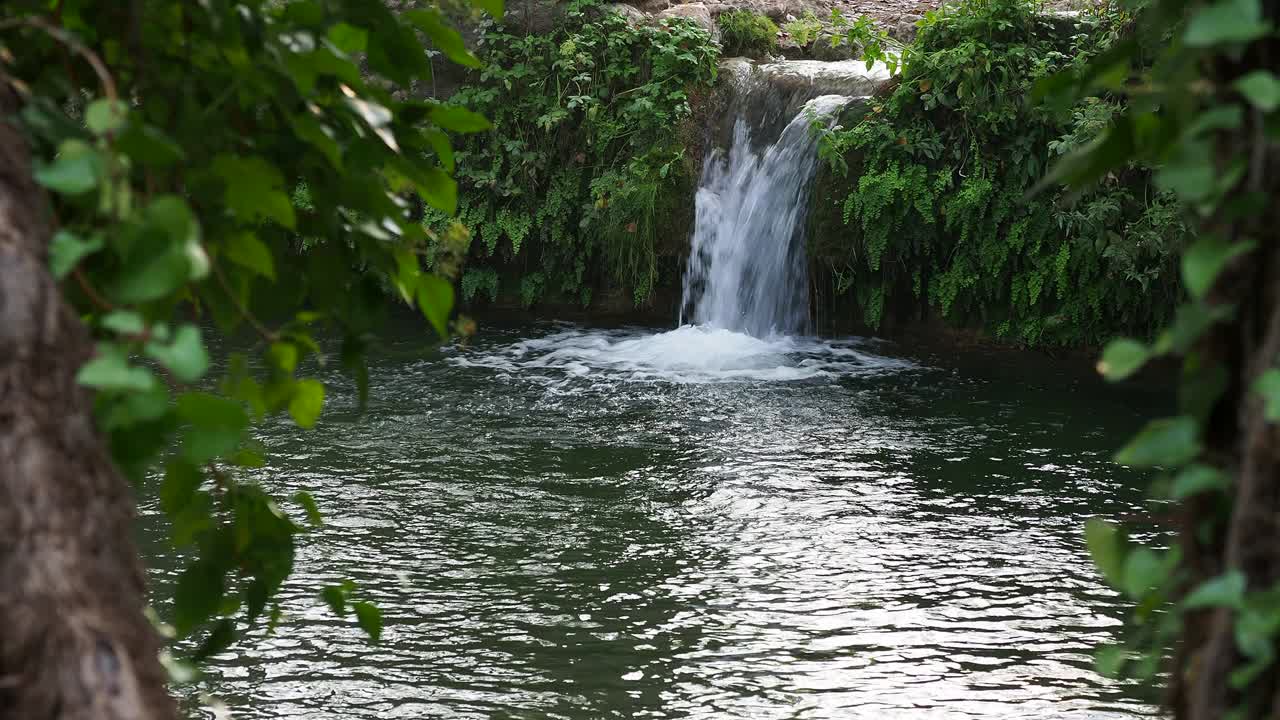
681, 94, 852, 337
448, 325, 915, 386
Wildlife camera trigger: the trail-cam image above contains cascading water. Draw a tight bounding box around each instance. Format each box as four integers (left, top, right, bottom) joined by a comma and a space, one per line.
680, 93, 852, 337
456, 59, 897, 384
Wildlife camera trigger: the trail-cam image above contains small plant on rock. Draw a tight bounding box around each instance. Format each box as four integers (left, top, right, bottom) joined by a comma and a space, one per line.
782, 10, 823, 47
718, 10, 780, 57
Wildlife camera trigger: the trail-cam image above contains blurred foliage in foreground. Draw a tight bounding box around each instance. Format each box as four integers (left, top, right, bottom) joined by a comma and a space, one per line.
1, 0, 497, 680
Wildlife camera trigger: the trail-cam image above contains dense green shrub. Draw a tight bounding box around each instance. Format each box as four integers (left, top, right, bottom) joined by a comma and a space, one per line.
812, 0, 1187, 345
429, 0, 719, 308
717, 10, 779, 58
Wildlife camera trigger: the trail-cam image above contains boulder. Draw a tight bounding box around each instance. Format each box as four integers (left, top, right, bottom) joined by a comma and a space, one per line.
502, 0, 565, 35
777, 35, 808, 59
810, 29, 859, 60
634, 0, 672, 13
604, 3, 650, 23
1044, 9, 1091, 38
708, 0, 824, 20
658, 3, 719, 38
891, 13, 924, 42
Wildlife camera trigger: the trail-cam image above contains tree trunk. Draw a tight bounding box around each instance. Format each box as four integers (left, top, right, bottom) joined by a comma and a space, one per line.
1173, 23, 1280, 714
0, 93, 175, 719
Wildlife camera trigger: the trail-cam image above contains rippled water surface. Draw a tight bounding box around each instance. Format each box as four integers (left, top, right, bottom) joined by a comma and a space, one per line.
141, 321, 1162, 719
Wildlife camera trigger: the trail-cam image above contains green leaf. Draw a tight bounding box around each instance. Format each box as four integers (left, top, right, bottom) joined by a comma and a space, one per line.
1235, 597, 1280, 663
469, 0, 504, 19
1156, 140, 1216, 202
1184, 0, 1270, 47
429, 105, 492, 133
1034, 117, 1133, 194
1235, 71, 1280, 113
1182, 236, 1255, 299
174, 559, 225, 637
1122, 547, 1164, 600
49, 230, 103, 278
159, 654, 199, 684
340, 335, 370, 412
1230, 654, 1274, 690
289, 379, 325, 429
1185, 106, 1245, 137
231, 448, 266, 468
149, 195, 201, 250
35, 140, 101, 195
176, 392, 249, 463
1114, 416, 1202, 467
418, 166, 457, 215
425, 129, 455, 173
269, 342, 300, 375
193, 618, 237, 661
327, 22, 368, 54
1171, 464, 1229, 500
212, 155, 296, 229
1184, 571, 1246, 610
1085, 518, 1125, 589
145, 325, 210, 383
77, 344, 158, 392
116, 123, 185, 167
161, 460, 203, 515
294, 491, 323, 527
322, 586, 348, 617
416, 275, 455, 339
1097, 338, 1148, 381
113, 196, 206, 303
1155, 303, 1235, 354
224, 232, 276, 280
244, 579, 270, 625
1095, 645, 1130, 677
85, 98, 130, 136
353, 601, 383, 644
113, 251, 189, 304
100, 383, 171, 431
1254, 368, 1280, 421
291, 115, 343, 171
404, 9, 482, 68
344, 97, 398, 151
100, 310, 146, 335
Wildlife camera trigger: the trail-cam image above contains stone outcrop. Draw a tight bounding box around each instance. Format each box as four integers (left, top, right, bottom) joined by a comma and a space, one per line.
604, 2, 650, 22
657, 2, 719, 36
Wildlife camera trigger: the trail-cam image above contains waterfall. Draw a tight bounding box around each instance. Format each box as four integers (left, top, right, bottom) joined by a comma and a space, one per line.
680, 92, 851, 337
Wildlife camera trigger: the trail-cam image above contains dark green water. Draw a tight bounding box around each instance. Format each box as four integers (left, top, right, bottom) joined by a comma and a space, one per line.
140, 321, 1162, 719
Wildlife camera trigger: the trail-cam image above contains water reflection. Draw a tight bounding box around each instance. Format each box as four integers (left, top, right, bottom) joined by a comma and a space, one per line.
139, 323, 1158, 719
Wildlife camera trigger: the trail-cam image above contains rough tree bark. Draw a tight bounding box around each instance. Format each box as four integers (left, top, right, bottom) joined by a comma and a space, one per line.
0, 91, 175, 719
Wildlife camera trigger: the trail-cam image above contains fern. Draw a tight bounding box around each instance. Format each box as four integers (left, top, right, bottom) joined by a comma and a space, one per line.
810, 0, 1188, 346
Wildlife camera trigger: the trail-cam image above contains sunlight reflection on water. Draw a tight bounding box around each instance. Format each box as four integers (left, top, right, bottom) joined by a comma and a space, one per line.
142, 323, 1160, 720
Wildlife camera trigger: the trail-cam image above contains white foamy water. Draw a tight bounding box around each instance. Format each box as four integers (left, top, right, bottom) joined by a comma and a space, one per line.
453, 82, 899, 386
449, 325, 916, 385
682, 94, 852, 337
